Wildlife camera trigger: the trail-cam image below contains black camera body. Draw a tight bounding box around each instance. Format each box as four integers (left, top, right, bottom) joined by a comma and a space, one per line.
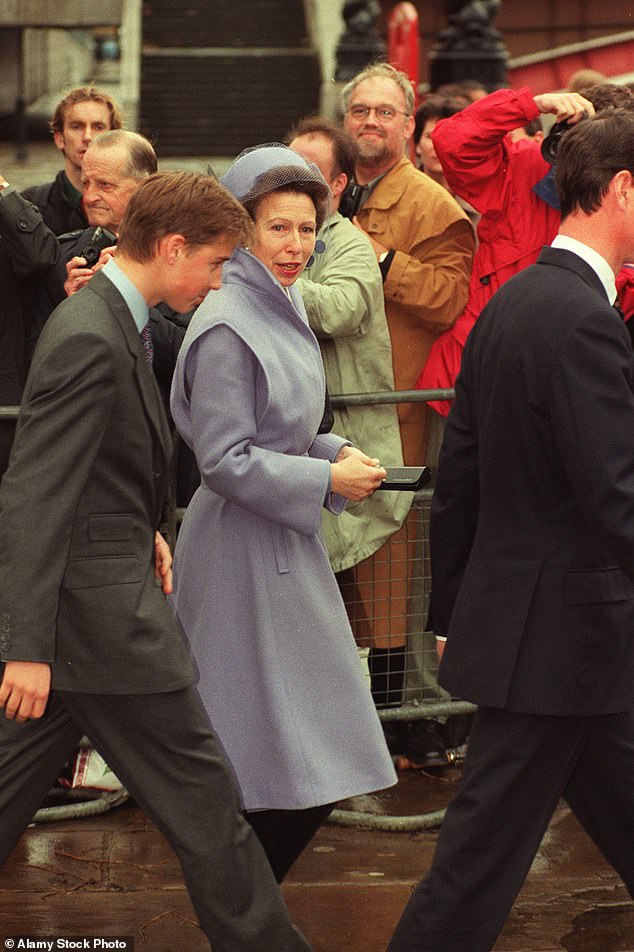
339, 182, 366, 220
541, 112, 588, 165
81, 226, 117, 267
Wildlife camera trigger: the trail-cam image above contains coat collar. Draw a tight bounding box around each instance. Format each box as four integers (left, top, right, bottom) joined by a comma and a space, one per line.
222, 246, 311, 329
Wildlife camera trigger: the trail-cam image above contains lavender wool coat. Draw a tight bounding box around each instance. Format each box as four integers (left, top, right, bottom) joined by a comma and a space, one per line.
169, 248, 397, 810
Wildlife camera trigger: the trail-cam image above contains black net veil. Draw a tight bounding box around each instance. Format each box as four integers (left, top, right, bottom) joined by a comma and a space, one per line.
220, 142, 332, 230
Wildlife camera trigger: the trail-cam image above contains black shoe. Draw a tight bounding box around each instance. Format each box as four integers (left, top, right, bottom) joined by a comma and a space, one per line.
406, 719, 447, 766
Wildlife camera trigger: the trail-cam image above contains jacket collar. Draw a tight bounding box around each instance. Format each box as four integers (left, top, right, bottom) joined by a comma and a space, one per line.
532, 166, 560, 211
536, 245, 613, 303
356, 156, 412, 210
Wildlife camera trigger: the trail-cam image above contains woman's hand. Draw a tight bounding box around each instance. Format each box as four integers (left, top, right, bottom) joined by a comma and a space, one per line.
330, 446, 386, 501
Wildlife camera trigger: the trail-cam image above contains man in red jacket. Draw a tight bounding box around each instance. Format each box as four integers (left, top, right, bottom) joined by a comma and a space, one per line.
418, 86, 594, 412
420, 83, 634, 413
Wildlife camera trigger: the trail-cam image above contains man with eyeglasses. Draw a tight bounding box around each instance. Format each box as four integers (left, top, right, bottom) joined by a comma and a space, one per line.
341, 63, 475, 740
342, 62, 474, 469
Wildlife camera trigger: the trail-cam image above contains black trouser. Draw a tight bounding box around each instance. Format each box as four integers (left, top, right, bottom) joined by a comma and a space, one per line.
387, 706, 634, 952
0, 687, 312, 952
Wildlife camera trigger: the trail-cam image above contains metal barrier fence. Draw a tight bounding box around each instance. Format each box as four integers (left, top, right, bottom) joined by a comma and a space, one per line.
3, 391, 475, 830
327, 388, 476, 831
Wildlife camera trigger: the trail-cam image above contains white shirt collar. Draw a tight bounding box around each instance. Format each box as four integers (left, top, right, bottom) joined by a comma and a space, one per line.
551, 234, 617, 305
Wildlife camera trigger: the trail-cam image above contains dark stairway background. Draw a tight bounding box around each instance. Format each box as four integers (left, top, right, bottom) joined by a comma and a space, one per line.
140, 0, 321, 156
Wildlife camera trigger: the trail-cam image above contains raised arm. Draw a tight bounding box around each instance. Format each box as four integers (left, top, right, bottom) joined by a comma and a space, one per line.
432, 87, 594, 212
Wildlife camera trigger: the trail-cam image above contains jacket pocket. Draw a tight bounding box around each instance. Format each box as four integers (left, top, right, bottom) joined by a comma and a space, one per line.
64, 556, 143, 590
564, 566, 634, 604
88, 514, 133, 542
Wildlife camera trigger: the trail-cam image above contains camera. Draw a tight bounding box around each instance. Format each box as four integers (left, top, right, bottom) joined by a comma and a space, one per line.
80, 226, 117, 267
541, 112, 588, 165
339, 181, 366, 219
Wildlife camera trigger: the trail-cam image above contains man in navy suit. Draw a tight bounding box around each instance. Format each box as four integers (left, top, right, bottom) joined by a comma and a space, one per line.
0, 170, 312, 952
388, 110, 634, 951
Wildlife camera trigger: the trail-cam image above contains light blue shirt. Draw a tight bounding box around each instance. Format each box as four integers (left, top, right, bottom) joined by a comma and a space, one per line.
551, 234, 617, 305
102, 257, 149, 333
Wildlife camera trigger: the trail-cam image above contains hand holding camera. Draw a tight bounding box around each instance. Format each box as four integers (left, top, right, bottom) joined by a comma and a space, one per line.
64, 227, 117, 297
533, 92, 594, 165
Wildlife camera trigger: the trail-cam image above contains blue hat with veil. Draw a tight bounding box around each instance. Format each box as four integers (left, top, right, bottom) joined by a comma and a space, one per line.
220, 143, 331, 229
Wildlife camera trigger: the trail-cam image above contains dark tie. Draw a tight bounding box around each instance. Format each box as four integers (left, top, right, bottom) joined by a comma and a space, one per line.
141, 321, 154, 366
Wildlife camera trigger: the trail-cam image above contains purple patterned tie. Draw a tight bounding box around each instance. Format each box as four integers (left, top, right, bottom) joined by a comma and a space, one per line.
141, 321, 154, 366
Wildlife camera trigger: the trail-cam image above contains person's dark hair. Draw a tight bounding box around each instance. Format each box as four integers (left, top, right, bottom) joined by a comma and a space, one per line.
241, 169, 331, 232
50, 86, 124, 134
117, 171, 254, 262
459, 79, 489, 98
581, 83, 634, 113
414, 95, 464, 145
285, 116, 356, 182
556, 111, 634, 220
433, 80, 488, 105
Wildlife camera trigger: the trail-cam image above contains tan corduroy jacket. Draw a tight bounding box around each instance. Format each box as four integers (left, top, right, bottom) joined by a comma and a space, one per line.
356, 156, 475, 463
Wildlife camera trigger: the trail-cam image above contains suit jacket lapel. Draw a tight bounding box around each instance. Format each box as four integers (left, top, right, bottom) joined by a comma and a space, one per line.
89, 272, 173, 466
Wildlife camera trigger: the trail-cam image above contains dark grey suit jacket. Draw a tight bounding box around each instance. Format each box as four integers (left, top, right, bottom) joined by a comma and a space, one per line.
431, 246, 634, 716
0, 270, 195, 694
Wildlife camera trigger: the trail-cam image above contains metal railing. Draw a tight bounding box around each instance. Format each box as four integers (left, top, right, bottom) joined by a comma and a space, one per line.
4, 390, 474, 830
326, 387, 477, 831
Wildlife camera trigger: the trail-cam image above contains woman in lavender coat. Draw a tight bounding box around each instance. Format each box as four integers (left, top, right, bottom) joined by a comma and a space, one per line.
169, 145, 397, 881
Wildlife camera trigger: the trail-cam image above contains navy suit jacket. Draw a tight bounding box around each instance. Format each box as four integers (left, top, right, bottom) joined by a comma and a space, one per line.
431, 246, 634, 716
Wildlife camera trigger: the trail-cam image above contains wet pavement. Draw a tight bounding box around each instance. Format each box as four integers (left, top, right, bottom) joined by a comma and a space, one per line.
0, 766, 632, 952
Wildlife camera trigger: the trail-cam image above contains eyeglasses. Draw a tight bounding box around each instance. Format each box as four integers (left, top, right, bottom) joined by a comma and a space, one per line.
347, 104, 411, 123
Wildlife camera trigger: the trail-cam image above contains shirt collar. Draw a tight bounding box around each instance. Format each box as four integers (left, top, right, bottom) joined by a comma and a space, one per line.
356, 159, 402, 208
551, 235, 617, 305
102, 257, 149, 333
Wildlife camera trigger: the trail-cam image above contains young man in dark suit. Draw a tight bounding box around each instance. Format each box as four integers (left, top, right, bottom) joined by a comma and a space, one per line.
387, 110, 634, 952
0, 171, 312, 952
